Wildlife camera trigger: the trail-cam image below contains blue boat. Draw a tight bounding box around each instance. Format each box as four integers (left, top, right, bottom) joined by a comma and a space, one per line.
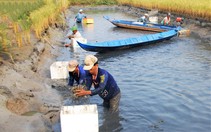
104, 16, 177, 32
77, 27, 181, 52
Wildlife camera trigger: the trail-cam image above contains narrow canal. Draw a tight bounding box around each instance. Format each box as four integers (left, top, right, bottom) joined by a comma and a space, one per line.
55, 9, 211, 132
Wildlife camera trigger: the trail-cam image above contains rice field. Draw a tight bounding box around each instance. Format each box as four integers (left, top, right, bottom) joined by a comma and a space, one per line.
0, 0, 70, 53
116, 0, 211, 21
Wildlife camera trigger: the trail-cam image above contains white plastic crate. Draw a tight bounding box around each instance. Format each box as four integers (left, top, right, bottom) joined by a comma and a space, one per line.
60, 104, 99, 132
50, 61, 69, 79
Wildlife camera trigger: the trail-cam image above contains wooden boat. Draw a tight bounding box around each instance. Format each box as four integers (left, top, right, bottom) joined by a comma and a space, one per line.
77, 27, 181, 52
103, 16, 177, 32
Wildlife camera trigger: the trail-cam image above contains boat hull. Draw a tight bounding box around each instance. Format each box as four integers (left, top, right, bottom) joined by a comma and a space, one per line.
104, 16, 177, 32
77, 28, 180, 52
78, 36, 175, 52
113, 22, 167, 32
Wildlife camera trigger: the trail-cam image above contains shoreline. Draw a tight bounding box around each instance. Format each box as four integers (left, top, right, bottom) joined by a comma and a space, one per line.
70, 5, 211, 43
0, 5, 210, 131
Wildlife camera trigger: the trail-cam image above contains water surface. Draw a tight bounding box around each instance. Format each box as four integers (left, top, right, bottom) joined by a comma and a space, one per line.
56, 9, 211, 132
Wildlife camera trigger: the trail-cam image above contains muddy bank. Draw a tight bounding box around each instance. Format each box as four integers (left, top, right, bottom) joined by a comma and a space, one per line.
0, 5, 210, 132
0, 6, 74, 131
0, 27, 69, 131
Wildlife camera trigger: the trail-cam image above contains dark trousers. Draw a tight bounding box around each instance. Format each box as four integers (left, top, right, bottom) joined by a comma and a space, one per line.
103, 92, 121, 113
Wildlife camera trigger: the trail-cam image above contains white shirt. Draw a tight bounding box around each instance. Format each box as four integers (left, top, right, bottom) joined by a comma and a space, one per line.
73, 31, 82, 38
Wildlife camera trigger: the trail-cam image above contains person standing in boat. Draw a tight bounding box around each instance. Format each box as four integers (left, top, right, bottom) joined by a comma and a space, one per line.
75, 55, 121, 113
137, 13, 149, 23
75, 9, 86, 23
67, 60, 88, 86
161, 12, 171, 25
64, 26, 84, 47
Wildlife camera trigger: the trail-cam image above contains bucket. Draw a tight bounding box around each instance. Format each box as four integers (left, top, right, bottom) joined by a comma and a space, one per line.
50, 61, 69, 79
60, 104, 99, 132
83, 18, 94, 24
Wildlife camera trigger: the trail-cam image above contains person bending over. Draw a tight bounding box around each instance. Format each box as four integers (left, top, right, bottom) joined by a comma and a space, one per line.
64, 26, 83, 47
75, 55, 121, 113
67, 60, 87, 86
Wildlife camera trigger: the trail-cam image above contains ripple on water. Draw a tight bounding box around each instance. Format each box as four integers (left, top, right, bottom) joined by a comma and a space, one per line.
55, 10, 211, 132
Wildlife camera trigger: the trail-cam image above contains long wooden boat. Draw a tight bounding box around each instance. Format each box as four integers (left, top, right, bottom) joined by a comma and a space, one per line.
104, 16, 177, 32
77, 27, 181, 52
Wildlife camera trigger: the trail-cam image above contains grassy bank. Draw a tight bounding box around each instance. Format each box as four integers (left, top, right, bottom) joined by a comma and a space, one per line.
0, 0, 70, 59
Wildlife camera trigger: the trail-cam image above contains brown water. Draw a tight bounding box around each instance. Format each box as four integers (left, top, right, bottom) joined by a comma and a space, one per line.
53, 9, 211, 132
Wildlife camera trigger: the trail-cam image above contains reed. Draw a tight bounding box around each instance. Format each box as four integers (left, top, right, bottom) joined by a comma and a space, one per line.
116, 0, 211, 21
30, 0, 70, 39
0, 0, 70, 55
0, 23, 9, 51
0, 0, 44, 51
0, 22, 14, 63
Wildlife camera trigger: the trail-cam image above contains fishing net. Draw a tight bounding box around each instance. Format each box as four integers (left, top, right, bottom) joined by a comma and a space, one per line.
69, 85, 90, 105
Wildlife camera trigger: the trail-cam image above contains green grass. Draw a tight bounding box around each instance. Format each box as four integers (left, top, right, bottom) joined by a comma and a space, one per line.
0, 0, 70, 54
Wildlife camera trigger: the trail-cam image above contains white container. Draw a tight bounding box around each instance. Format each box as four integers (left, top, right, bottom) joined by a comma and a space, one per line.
50, 61, 69, 79
149, 16, 158, 24
60, 104, 99, 132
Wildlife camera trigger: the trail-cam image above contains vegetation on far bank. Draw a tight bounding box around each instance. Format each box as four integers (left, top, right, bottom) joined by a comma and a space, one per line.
116, 0, 211, 21
0, 0, 210, 61
69, 0, 211, 21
